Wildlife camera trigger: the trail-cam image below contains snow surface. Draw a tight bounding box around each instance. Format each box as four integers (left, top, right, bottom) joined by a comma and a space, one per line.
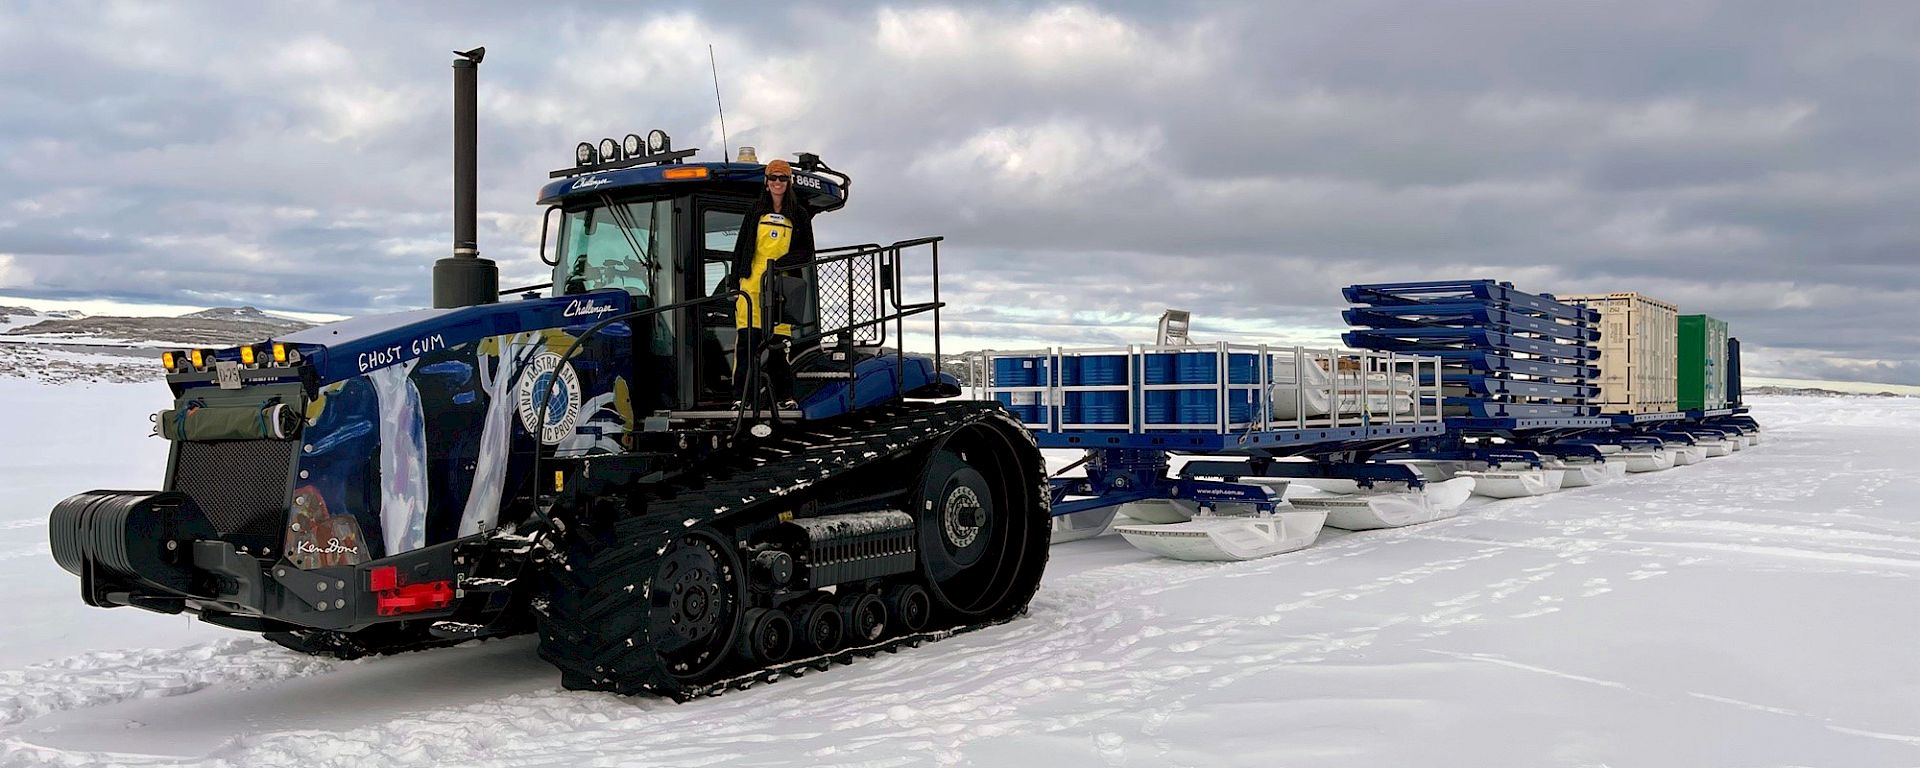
0, 389, 1916, 767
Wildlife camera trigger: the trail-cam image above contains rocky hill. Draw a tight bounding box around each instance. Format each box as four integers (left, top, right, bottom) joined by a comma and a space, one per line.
4, 306, 311, 347
1744, 385, 1914, 399
0, 305, 317, 383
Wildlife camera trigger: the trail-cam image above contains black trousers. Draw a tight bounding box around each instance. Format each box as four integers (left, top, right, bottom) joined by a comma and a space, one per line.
733, 328, 792, 405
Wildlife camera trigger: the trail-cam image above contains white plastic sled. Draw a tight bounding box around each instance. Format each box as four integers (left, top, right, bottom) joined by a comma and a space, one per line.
1621, 449, 1675, 473
1458, 465, 1565, 498
1291, 460, 1465, 494
1050, 508, 1121, 544
1546, 459, 1610, 488
1114, 478, 1290, 524
1290, 476, 1476, 530
1671, 446, 1705, 465
1114, 499, 1201, 525
1116, 507, 1330, 561
1695, 439, 1733, 457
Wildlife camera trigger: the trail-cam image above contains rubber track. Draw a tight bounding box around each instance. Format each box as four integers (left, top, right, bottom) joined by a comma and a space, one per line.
534, 400, 1044, 700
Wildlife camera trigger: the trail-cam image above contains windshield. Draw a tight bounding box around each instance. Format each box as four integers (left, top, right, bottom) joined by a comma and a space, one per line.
554, 199, 673, 299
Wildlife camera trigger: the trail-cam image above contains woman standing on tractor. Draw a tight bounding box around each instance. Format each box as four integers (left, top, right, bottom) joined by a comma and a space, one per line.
730, 158, 815, 410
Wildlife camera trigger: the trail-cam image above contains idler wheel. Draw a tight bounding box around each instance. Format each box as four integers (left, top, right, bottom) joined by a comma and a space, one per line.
886, 583, 932, 633
839, 592, 888, 645
736, 607, 794, 664
795, 600, 845, 655
915, 427, 1032, 618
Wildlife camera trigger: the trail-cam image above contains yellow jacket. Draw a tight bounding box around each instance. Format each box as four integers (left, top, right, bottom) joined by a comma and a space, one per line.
735, 212, 794, 334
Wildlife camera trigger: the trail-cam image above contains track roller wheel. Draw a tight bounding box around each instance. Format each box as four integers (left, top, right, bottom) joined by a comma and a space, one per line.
886, 583, 932, 633
840, 592, 887, 645
795, 600, 845, 655
737, 607, 795, 664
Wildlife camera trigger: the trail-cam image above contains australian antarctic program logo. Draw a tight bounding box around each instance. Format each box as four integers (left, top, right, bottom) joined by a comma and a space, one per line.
516, 352, 583, 445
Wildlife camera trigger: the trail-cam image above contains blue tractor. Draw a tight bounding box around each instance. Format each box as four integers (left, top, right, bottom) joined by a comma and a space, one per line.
47, 49, 1050, 698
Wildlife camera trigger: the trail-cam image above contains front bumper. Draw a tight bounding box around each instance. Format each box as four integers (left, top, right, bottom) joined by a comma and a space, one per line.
50, 490, 475, 633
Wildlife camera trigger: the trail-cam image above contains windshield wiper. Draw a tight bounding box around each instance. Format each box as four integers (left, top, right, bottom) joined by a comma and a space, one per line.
597, 195, 655, 272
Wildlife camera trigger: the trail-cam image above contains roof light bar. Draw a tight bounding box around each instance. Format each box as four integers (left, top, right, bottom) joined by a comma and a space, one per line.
550, 129, 690, 178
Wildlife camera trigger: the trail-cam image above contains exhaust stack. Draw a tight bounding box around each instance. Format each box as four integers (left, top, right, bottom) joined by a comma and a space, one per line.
432, 46, 499, 309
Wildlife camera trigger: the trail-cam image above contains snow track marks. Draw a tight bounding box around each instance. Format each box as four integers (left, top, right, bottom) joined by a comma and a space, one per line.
0, 639, 336, 726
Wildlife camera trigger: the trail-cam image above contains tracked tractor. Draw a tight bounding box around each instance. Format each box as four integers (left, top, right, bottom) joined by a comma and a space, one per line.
47, 49, 1050, 698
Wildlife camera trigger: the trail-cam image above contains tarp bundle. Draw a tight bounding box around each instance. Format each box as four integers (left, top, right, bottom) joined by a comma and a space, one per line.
155, 400, 302, 441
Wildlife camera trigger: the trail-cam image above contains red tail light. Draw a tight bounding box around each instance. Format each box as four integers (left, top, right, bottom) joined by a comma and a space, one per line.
368, 565, 397, 592
374, 580, 454, 617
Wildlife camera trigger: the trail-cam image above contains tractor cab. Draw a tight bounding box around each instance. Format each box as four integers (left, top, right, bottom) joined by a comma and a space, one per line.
535, 134, 853, 411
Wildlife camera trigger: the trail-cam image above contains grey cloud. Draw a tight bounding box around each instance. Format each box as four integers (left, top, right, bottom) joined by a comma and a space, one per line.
0, 1, 1914, 385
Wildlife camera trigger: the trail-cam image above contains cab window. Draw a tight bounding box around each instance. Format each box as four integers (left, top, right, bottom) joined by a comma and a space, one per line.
555, 199, 673, 298
701, 208, 744, 295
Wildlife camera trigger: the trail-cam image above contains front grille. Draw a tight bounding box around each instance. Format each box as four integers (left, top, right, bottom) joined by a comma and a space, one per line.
170, 440, 296, 538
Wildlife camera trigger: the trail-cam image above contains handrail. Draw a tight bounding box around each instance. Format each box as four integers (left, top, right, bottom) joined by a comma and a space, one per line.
763, 236, 949, 396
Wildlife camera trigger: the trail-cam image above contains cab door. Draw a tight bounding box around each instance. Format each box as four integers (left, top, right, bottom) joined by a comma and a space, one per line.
692, 201, 748, 406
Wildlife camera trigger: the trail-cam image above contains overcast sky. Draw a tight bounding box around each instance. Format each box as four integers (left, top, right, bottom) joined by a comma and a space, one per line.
1, 2, 1916, 384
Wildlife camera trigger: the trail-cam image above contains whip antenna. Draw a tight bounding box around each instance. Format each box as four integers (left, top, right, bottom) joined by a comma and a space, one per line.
709, 44, 730, 163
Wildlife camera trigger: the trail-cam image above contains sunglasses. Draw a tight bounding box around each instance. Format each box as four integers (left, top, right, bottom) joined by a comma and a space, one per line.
766, 174, 791, 182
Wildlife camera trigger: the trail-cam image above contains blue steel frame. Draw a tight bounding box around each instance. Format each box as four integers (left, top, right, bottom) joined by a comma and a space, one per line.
983, 342, 1451, 519
1038, 390, 1758, 519
1610, 411, 1688, 425
1040, 422, 1449, 517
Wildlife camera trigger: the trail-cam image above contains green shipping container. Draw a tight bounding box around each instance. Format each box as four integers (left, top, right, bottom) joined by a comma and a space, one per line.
1678, 314, 1729, 411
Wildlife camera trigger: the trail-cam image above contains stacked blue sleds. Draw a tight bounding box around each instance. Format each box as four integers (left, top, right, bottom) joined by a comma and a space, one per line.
1341, 280, 1624, 497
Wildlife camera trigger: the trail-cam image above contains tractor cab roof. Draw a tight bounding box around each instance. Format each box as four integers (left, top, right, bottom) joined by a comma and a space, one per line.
538, 137, 849, 212
537, 162, 846, 211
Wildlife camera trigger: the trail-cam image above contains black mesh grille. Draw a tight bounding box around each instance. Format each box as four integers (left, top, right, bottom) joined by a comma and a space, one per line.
816, 253, 882, 346
170, 440, 296, 538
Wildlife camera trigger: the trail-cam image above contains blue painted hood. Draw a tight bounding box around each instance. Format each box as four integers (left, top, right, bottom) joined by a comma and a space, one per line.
282, 291, 632, 385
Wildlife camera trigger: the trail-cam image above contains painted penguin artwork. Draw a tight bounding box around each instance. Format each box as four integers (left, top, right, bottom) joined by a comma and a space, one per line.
283, 295, 636, 567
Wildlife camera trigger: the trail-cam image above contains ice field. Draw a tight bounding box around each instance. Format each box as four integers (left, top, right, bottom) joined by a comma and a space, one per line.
0, 379, 1915, 767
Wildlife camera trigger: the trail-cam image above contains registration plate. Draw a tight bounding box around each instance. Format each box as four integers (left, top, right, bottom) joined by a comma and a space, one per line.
214, 360, 243, 389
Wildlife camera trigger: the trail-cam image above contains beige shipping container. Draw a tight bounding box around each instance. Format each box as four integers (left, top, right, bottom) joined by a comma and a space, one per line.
1561, 292, 1678, 414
